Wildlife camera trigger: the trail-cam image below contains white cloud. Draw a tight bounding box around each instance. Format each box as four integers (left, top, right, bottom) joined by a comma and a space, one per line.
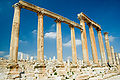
109, 35, 116, 42
4, 55, 9, 59
44, 32, 56, 39
63, 39, 81, 47
0, 51, 6, 54
51, 24, 56, 28
32, 29, 37, 34
19, 40, 28, 43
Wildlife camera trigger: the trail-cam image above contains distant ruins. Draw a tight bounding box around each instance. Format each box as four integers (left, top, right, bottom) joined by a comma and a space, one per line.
0, 0, 120, 80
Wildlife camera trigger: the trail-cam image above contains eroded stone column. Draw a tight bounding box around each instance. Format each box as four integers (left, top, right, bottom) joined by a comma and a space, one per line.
104, 32, 112, 65
55, 19, 63, 63
37, 12, 44, 63
115, 53, 119, 65
88, 23, 98, 64
111, 46, 116, 65
69, 25, 77, 64
10, 3, 21, 62
118, 53, 120, 65
97, 30, 107, 65
80, 20, 89, 65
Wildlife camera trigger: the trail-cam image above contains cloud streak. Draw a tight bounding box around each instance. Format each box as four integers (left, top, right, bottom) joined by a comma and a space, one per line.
0, 51, 6, 54
44, 32, 56, 39
63, 39, 81, 47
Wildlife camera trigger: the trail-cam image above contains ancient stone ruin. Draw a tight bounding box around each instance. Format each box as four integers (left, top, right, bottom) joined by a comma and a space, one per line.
0, 0, 120, 80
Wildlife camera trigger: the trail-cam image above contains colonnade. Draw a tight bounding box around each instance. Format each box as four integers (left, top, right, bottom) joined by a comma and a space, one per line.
9, 1, 120, 66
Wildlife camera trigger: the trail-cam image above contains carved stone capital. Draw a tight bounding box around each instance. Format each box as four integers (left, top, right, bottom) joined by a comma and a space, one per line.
104, 32, 108, 35
37, 11, 45, 16
12, 3, 22, 8
54, 18, 62, 23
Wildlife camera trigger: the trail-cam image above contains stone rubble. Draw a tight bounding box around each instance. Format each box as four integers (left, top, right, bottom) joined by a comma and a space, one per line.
0, 58, 120, 80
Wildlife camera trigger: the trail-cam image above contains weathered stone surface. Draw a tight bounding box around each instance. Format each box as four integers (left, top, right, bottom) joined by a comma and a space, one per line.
88, 23, 98, 64
69, 25, 77, 64
104, 32, 113, 65
80, 19, 90, 65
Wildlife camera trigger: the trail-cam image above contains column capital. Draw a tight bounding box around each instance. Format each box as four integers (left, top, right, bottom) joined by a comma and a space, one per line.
54, 18, 62, 23
12, 3, 22, 8
111, 46, 113, 49
96, 27, 101, 32
104, 32, 109, 35
37, 11, 45, 16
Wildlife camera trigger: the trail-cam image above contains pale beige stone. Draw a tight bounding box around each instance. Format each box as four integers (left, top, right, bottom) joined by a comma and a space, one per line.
69, 25, 77, 64
10, 3, 21, 62
97, 30, 107, 65
80, 20, 89, 65
104, 32, 112, 65
37, 13, 44, 63
115, 53, 119, 65
88, 24, 98, 64
55, 19, 63, 63
111, 46, 116, 65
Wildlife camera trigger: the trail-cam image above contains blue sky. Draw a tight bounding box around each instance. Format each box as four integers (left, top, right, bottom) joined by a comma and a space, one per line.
0, 0, 120, 61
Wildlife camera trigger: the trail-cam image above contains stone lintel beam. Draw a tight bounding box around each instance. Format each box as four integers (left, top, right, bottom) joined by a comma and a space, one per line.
78, 12, 101, 30
18, 0, 82, 30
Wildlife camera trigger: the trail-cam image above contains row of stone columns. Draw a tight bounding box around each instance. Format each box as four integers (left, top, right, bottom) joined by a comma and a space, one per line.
9, 3, 120, 66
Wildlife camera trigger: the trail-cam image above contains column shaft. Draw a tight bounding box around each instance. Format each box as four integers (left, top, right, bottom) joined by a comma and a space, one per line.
10, 4, 21, 62
80, 20, 89, 65
37, 13, 44, 63
111, 46, 116, 65
97, 30, 107, 65
89, 24, 98, 64
55, 19, 63, 62
115, 53, 119, 65
70, 25, 77, 64
104, 32, 112, 65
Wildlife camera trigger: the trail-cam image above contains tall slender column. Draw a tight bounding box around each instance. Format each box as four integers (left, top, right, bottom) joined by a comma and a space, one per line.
118, 53, 120, 65
111, 46, 116, 65
55, 19, 63, 63
37, 12, 44, 63
97, 30, 107, 65
80, 19, 89, 65
115, 53, 119, 65
88, 23, 98, 64
104, 32, 112, 65
69, 25, 77, 64
10, 3, 21, 62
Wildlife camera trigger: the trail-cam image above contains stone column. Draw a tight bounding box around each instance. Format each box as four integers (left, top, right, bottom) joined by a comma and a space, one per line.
88, 23, 98, 64
37, 12, 44, 63
111, 46, 116, 65
104, 32, 112, 65
20, 53, 23, 60
26, 55, 29, 61
118, 53, 120, 65
55, 19, 63, 63
115, 53, 119, 65
97, 30, 107, 65
9, 3, 21, 62
80, 20, 89, 65
69, 25, 77, 64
